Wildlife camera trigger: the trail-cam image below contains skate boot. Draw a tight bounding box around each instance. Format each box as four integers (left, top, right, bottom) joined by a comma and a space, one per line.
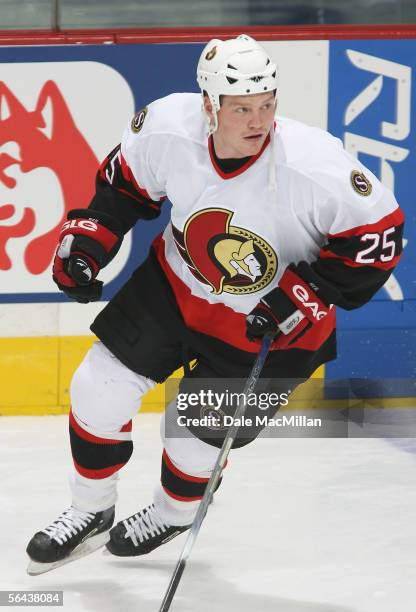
106, 503, 190, 557
26, 505, 115, 575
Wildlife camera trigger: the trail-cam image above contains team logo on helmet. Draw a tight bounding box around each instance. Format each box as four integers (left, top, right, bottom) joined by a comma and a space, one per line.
131, 107, 148, 133
172, 208, 277, 295
351, 170, 372, 196
205, 46, 217, 61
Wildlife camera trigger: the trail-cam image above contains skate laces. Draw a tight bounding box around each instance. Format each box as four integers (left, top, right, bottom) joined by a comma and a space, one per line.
123, 504, 169, 546
42, 507, 96, 545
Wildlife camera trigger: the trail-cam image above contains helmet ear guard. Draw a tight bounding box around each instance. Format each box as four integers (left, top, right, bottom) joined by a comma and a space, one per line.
197, 34, 278, 132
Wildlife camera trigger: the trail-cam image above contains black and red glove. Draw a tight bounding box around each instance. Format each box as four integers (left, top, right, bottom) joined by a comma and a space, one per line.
52, 209, 123, 303
246, 265, 332, 348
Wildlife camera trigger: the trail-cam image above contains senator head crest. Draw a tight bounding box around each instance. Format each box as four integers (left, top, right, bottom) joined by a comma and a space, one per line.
172, 208, 277, 295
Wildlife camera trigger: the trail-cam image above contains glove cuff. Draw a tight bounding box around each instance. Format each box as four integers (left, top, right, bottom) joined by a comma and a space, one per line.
59, 209, 123, 267
67, 208, 123, 235
261, 286, 298, 322
278, 266, 331, 323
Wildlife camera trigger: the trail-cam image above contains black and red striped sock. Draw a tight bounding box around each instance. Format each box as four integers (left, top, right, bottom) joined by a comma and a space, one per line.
69, 409, 133, 479
161, 449, 223, 502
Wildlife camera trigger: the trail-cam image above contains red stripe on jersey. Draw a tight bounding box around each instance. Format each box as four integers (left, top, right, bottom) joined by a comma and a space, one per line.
69, 410, 130, 444
120, 153, 151, 200
99, 147, 164, 208
328, 207, 404, 239
98, 152, 111, 182
120, 420, 133, 433
319, 250, 402, 270
120, 152, 166, 204
163, 449, 210, 483
73, 459, 126, 479
161, 485, 203, 502
208, 133, 270, 179
153, 234, 336, 353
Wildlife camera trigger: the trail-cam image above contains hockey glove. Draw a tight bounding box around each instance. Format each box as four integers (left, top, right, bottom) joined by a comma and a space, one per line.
246, 265, 331, 348
52, 209, 123, 303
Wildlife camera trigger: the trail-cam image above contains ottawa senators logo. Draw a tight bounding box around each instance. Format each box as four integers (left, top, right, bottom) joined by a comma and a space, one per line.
172, 208, 277, 295
131, 107, 148, 133
351, 170, 372, 196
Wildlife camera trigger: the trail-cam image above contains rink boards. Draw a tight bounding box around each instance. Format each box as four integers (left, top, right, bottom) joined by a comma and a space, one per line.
0, 35, 414, 413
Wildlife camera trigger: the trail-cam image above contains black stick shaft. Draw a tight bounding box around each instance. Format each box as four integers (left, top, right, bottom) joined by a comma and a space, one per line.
158, 333, 274, 612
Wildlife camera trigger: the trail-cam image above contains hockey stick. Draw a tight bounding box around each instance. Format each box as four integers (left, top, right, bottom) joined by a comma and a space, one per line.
158, 332, 275, 612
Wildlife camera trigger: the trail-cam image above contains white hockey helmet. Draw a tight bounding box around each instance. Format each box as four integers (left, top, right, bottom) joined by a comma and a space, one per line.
197, 34, 278, 130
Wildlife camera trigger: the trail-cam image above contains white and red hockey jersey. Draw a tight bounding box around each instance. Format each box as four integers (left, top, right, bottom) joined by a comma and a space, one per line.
89, 92, 404, 361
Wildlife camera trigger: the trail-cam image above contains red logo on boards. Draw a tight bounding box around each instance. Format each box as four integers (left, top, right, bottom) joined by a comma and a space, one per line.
0, 80, 98, 275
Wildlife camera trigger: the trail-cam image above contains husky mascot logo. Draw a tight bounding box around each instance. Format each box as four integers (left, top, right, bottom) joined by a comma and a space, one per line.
0, 80, 98, 276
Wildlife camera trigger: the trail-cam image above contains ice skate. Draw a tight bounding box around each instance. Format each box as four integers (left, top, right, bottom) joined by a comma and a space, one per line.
106, 503, 190, 557
26, 505, 115, 575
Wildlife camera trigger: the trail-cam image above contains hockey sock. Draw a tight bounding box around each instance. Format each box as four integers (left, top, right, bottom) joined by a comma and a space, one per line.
69, 409, 133, 479
161, 449, 222, 502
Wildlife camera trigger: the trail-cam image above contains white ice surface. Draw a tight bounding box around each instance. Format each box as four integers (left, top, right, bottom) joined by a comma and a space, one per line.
0, 415, 415, 612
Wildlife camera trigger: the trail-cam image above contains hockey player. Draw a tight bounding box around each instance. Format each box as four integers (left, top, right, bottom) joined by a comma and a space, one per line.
26, 34, 404, 574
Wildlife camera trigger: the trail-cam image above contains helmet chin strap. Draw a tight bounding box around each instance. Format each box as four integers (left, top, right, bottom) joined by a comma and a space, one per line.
208, 112, 218, 135
267, 123, 277, 192
202, 93, 219, 135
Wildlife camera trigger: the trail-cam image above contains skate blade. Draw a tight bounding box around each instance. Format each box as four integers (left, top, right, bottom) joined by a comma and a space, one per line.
27, 530, 111, 576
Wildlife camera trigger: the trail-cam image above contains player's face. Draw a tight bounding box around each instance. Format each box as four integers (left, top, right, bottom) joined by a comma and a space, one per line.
205, 92, 276, 159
